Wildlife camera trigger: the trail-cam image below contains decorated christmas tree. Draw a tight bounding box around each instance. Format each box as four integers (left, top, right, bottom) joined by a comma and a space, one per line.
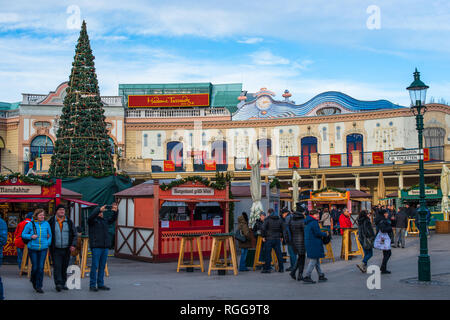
49, 21, 115, 177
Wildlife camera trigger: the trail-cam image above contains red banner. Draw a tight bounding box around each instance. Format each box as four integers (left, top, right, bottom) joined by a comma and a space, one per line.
164, 160, 175, 171
246, 158, 251, 170
128, 94, 210, 108
424, 148, 430, 161
330, 154, 342, 167
372, 151, 384, 164
204, 160, 216, 171
288, 156, 300, 169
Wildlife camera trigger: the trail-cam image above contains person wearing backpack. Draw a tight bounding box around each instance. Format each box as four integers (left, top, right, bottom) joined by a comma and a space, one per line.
356, 210, 375, 273
14, 212, 33, 270
0, 215, 7, 300
237, 212, 252, 272
21, 209, 52, 293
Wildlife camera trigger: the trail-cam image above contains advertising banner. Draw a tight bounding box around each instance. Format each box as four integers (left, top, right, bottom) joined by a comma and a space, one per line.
372, 151, 384, 164
330, 154, 342, 167
128, 94, 210, 108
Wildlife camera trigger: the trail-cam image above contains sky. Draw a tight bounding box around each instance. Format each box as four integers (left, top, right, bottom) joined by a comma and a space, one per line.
0, 0, 449, 106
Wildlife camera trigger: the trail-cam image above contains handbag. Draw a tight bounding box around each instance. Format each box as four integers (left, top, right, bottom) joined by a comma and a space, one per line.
234, 229, 247, 242
322, 234, 331, 245
22, 221, 37, 245
374, 231, 391, 250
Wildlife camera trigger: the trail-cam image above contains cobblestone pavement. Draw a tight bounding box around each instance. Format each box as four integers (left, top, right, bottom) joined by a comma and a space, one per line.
1, 233, 450, 300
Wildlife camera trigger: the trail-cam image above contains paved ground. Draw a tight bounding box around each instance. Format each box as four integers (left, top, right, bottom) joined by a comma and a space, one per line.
1, 233, 450, 300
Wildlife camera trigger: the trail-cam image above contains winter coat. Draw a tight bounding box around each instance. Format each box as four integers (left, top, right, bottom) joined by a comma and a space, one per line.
395, 209, 408, 228
357, 215, 375, 250
320, 211, 332, 227
0, 217, 7, 264
304, 215, 327, 259
88, 206, 119, 249
262, 214, 286, 240
377, 217, 394, 242
48, 215, 78, 251
288, 212, 305, 255
252, 219, 264, 238
237, 215, 253, 249
339, 214, 353, 235
21, 219, 52, 251
14, 218, 31, 249
388, 210, 397, 227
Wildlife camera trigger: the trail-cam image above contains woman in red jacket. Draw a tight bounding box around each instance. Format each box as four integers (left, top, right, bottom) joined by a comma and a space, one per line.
14, 212, 33, 269
339, 209, 353, 235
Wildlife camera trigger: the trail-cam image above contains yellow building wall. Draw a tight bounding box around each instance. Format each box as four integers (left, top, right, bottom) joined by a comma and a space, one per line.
1, 127, 20, 173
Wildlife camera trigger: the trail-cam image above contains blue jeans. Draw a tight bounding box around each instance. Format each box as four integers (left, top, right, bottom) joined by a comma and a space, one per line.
29, 249, 48, 289
90, 248, 108, 288
264, 239, 283, 271
287, 244, 297, 268
239, 248, 248, 271
362, 248, 373, 265
17, 248, 24, 269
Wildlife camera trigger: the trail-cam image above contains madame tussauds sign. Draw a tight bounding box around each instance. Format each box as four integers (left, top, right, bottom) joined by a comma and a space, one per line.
171, 187, 214, 196
0, 185, 42, 195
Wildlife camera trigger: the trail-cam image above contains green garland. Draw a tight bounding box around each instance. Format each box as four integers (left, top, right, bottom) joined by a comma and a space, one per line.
270, 177, 281, 189
159, 172, 231, 191
0, 173, 55, 187
403, 184, 439, 192
311, 187, 345, 195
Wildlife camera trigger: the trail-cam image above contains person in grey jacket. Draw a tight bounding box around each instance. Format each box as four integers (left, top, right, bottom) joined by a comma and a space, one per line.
393, 207, 408, 248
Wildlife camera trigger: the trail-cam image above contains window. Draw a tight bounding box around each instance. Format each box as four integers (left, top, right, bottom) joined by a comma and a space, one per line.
316, 107, 341, 116
202, 132, 206, 146
143, 134, 148, 147
189, 133, 193, 146
105, 122, 113, 129
336, 126, 341, 140
323, 127, 327, 141
424, 127, 445, 160
157, 134, 161, 147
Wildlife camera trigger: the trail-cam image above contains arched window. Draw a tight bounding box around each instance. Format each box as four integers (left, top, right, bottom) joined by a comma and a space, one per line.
346, 133, 363, 166
211, 140, 227, 170
143, 134, 148, 147
157, 133, 162, 147
424, 127, 445, 160
322, 127, 327, 141
202, 132, 206, 146
30, 135, 53, 157
167, 141, 183, 169
257, 139, 272, 169
336, 126, 341, 140
301, 136, 317, 168
189, 133, 193, 146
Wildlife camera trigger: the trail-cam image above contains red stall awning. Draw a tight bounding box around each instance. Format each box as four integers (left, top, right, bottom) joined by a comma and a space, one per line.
0, 198, 52, 203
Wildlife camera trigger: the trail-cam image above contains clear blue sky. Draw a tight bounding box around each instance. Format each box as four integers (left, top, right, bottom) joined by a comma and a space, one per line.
0, 0, 449, 106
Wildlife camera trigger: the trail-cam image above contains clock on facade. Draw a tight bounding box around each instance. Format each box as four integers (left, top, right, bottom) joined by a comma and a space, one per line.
256, 96, 272, 115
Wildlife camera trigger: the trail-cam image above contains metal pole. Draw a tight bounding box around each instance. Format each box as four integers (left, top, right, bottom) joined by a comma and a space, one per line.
416, 102, 431, 281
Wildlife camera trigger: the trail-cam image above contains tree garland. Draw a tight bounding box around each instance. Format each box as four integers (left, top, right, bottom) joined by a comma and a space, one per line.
0, 173, 55, 187
159, 172, 231, 191
270, 177, 281, 189
311, 186, 345, 195
403, 184, 439, 192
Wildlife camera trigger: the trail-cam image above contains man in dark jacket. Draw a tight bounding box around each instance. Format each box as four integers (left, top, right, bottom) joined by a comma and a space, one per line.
48, 204, 78, 292
252, 212, 266, 266
88, 203, 118, 291
330, 206, 340, 235
393, 207, 408, 248
288, 206, 306, 281
0, 216, 7, 300
303, 209, 328, 283
281, 208, 296, 271
261, 208, 285, 273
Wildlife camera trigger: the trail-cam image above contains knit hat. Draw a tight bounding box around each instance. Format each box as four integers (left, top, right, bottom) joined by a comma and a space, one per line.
55, 204, 66, 211
26, 212, 33, 219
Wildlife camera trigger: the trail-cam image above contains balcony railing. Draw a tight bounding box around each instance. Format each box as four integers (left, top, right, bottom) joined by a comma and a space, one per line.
126, 107, 230, 119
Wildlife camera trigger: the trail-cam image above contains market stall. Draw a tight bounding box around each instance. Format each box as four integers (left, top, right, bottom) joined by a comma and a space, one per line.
114, 177, 238, 262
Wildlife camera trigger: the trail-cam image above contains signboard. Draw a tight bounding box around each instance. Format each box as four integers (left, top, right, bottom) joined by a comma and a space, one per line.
407, 189, 438, 196
171, 187, 214, 196
164, 160, 175, 172
387, 149, 429, 161
372, 152, 384, 165
330, 154, 342, 167
128, 94, 210, 108
288, 156, 300, 169
0, 185, 42, 195
204, 160, 216, 171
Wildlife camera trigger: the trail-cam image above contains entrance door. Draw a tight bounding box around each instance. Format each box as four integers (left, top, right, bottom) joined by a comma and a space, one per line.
346, 134, 363, 166
301, 136, 317, 168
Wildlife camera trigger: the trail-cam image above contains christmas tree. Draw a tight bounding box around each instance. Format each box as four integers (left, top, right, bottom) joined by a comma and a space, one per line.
49, 21, 115, 177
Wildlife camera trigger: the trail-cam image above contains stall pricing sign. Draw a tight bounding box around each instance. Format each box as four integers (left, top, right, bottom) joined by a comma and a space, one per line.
171, 187, 214, 196
128, 94, 210, 108
330, 154, 342, 167
288, 156, 300, 169
164, 160, 175, 172
0, 185, 42, 195
372, 152, 384, 164
204, 160, 216, 171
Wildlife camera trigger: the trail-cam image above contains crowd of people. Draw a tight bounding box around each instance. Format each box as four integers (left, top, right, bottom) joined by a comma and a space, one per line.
0, 202, 118, 297
235, 202, 425, 283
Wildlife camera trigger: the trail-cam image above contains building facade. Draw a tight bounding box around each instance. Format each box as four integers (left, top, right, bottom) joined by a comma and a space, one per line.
1, 81, 449, 205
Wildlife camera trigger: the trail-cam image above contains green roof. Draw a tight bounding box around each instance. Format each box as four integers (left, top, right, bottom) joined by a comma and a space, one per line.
0, 102, 20, 111
211, 83, 242, 112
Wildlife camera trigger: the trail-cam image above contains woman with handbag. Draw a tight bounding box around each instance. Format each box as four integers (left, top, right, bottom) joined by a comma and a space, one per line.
374, 211, 393, 274
356, 210, 375, 273
237, 212, 252, 272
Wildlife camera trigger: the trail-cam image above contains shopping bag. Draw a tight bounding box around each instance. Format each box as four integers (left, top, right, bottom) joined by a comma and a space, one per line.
373, 232, 391, 250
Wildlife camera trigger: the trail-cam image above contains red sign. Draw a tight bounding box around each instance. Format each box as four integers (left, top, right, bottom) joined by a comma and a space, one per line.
372, 152, 384, 164
164, 160, 175, 171
288, 156, 300, 169
246, 158, 251, 170
424, 148, 430, 161
330, 154, 342, 167
205, 160, 216, 171
128, 94, 210, 108
29, 161, 34, 169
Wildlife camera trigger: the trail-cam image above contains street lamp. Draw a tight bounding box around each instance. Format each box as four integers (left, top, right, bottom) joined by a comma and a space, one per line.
407, 68, 431, 281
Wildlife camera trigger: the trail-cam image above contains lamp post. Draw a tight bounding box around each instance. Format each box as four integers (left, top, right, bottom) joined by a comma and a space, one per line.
406, 68, 431, 281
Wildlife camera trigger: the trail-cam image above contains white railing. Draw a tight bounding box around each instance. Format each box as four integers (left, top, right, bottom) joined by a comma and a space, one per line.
101, 96, 123, 106
22, 94, 47, 104
126, 107, 230, 118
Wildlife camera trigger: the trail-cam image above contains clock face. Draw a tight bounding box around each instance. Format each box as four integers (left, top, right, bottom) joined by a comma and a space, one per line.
256, 96, 271, 111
